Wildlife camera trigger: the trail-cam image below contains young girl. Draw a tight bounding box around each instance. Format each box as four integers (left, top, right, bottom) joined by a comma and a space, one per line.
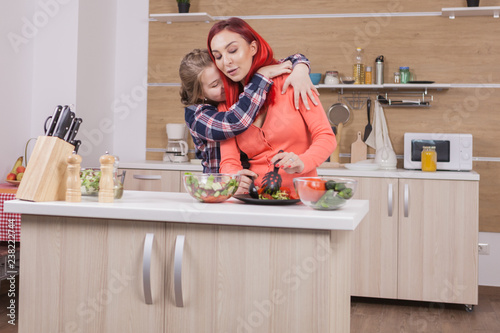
179, 49, 317, 173
208, 18, 336, 195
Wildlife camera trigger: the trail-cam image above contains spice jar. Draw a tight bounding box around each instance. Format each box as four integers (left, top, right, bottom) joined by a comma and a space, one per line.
421, 146, 437, 172
394, 72, 400, 84
399, 66, 410, 84
324, 71, 340, 85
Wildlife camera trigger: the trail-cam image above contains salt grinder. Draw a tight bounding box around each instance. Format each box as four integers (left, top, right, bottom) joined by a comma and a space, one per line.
98, 152, 115, 203
66, 152, 82, 202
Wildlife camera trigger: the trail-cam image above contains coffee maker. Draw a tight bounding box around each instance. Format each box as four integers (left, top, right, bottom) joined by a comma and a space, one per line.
163, 123, 189, 163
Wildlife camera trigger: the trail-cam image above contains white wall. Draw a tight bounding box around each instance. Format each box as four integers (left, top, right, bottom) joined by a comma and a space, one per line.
112, 0, 149, 162
74, 0, 117, 165
0, 0, 35, 175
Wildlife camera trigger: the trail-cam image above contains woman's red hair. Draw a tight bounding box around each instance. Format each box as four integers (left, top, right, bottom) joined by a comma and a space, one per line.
207, 17, 277, 108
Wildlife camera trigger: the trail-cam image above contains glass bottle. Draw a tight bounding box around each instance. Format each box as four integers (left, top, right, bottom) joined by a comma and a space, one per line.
324, 71, 339, 85
399, 66, 410, 84
364, 66, 372, 84
394, 72, 400, 84
421, 146, 437, 172
353, 47, 365, 85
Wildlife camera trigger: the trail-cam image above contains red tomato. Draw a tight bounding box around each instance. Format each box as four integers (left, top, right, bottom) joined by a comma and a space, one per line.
261, 193, 273, 200
297, 179, 326, 202
280, 187, 292, 196
304, 178, 326, 191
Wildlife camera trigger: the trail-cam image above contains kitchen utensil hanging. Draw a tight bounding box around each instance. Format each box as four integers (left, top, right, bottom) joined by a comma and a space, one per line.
363, 98, 372, 142
327, 97, 351, 163
339, 91, 369, 110
376, 91, 433, 107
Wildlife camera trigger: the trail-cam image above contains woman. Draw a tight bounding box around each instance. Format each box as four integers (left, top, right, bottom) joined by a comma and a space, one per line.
208, 18, 336, 195
180, 49, 318, 173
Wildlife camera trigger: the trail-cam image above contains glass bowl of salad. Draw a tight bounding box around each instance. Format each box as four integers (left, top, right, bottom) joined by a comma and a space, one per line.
183, 173, 240, 203
293, 177, 357, 210
80, 168, 125, 199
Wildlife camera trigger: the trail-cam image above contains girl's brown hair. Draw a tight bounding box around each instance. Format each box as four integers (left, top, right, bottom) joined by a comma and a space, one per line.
179, 49, 213, 105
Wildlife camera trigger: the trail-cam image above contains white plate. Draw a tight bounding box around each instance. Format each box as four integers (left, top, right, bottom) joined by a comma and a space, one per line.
344, 162, 380, 171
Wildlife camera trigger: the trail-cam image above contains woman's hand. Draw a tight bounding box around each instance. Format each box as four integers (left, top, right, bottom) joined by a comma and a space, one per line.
235, 169, 258, 195
257, 61, 292, 79
281, 63, 319, 110
271, 151, 305, 174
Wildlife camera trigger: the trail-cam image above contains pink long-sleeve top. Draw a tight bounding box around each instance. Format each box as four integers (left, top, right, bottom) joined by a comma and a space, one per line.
219, 74, 337, 194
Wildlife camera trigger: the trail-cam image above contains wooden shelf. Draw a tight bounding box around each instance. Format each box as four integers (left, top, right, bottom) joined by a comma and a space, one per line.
149, 12, 444, 24
441, 6, 500, 19
149, 12, 214, 24
317, 83, 450, 91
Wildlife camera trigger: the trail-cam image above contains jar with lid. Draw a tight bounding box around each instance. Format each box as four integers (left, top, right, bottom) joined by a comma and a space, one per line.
394, 72, 400, 84
364, 66, 372, 84
324, 71, 339, 85
421, 146, 437, 172
399, 66, 410, 84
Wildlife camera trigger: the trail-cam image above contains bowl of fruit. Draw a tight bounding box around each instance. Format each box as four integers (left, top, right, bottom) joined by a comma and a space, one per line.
183, 173, 240, 203
293, 177, 357, 210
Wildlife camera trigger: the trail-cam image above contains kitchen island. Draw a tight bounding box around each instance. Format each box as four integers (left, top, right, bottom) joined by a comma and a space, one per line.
5, 191, 368, 333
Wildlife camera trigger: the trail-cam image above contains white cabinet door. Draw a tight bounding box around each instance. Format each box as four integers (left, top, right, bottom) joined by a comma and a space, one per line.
350, 177, 399, 299
397, 179, 478, 304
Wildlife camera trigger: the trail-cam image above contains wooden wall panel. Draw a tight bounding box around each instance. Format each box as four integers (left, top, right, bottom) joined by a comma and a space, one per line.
147, 0, 500, 231
150, 0, 499, 16
474, 162, 500, 232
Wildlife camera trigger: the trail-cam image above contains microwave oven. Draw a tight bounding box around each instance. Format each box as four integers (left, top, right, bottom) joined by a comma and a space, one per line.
404, 133, 473, 171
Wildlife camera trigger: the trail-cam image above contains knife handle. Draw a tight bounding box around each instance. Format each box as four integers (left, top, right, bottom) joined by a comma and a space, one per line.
72, 140, 82, 154
45, 105, 63, 136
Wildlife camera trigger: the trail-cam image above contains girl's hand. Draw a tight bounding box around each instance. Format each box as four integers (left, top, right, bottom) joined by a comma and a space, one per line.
281, 63, 319, 110
271, 151, 305, 174
235, 169, 258, 195
257, 61, 292, 79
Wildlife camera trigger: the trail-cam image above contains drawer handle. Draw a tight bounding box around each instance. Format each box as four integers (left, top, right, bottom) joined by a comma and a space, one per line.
404, 184, 409, 218
143, 233, 154, 305
388, 183, 393, 217
174, 235, 185, 307
133, 175, 161, 180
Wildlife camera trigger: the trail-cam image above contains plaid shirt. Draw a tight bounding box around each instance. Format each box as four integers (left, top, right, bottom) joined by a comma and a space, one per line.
185, 74, 272, 173
185, 54, 310, 173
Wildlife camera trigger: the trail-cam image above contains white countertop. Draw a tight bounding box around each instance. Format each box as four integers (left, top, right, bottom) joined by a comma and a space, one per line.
5, 191, 369, 231
119, 160, 480, 181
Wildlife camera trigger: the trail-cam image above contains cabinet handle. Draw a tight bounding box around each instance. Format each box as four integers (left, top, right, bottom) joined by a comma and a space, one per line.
388, 183, 393, 217
174, 235, 185, 307
133, 175, 161, 180
143, 233, 154, 305
404, 183, 409, 218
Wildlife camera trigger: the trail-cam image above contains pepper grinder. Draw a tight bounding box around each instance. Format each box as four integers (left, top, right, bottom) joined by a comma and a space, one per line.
98, 152, 115, 203
66, 152, 82, 202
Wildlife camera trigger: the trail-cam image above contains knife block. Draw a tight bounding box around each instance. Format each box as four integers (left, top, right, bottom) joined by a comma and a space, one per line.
16, 136, 75, 202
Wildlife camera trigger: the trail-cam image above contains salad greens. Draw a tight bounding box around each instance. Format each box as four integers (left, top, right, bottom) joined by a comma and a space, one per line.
80, 169, 101, 196
184, 173, 239, 203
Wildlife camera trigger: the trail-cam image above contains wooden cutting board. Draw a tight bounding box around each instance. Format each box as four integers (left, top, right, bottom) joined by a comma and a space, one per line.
350, 131, 367, 163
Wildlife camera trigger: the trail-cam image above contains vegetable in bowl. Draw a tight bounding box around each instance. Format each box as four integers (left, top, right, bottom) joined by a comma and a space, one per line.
80, 168, 101, 196
80, 168, 125, 199
293, 177, 357, 210
183, 173, 240, 203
